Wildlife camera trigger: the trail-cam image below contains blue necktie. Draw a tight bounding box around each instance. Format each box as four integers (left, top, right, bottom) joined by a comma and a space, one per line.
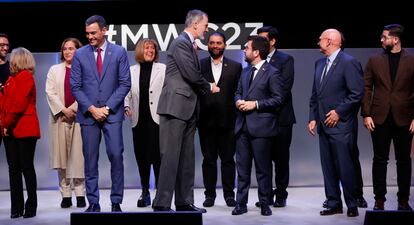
248, 67, 257, 87
320, 58, 329, 84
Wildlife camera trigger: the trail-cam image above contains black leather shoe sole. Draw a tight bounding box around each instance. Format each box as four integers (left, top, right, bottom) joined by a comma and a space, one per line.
320, 208, 343, 216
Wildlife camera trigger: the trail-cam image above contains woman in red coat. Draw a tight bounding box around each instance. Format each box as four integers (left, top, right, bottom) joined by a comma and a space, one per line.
0, 47, 40, 219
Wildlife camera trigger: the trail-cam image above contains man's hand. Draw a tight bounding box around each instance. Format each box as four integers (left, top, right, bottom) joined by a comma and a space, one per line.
363, 116, 375, 132
61, 107, 76, 123
211, 83, 220, 93
409, 119, 414, 134
236, 100, 256, 112
324, 110, 340, 128
88, 105, 107, 122
308, 120, 317, 136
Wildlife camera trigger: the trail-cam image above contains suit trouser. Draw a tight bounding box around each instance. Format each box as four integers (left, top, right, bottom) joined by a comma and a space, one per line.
153, 114, 196, 207
235, 130, 272, 205
199, 126, 236, 199
371, 120, 412, 201
319, 129, 357, 209
271, 125, 292, 200
80, 122, 124, 204
4, 137, 37, 214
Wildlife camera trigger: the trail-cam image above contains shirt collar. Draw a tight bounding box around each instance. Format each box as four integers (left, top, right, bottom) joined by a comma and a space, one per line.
184, 31, 195, 44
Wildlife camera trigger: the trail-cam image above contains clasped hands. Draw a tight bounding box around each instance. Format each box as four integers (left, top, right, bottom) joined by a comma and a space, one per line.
211, 83, 220, 93
88, 105, 109, 122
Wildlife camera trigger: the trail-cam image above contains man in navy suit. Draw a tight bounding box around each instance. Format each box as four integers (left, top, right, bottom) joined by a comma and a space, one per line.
308, 29, 363, 217
70, 15, 131, 212
256, 26, 295, 208
232, 35, 285, 216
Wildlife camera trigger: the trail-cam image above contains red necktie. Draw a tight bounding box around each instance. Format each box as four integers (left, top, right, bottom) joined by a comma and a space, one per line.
193, 41, 198, 54
64, 67, 75, 107
97, 48, 102, 77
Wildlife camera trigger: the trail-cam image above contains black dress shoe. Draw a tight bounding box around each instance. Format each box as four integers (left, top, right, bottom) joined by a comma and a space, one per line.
111, 203, 122, 212
260, 204, 272, 216
10, 212, 23, 219
320, 207, 343, 216
176, 204, 207, 213
398, 200, 413, 211
322, 199, 328, 208
232, 204, 247, 215
76, 196, 86, 208
153, 206, 174, 212
347, 207, 359, 217
203, 197, 215, 207
61, 197, 72, 208
85, 203, 101, 212
23, 210, 36, 218
255, 201, 272, 208
225, 197, 236, 207
373, 200, 384, 210
137, 191, 151, 207
356, 197, 368, 208
273, 198, 286, 208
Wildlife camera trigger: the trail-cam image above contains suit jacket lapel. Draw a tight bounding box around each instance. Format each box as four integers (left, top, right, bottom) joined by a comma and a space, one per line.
205, 58, 215, 83
319, 51, 341, 92
381, 53, 392, 89
393, 49, 407, 87
87, 45, 100, 81
150, 63, 159, 87
100, 42, 112, 81
247, 63, 267, 95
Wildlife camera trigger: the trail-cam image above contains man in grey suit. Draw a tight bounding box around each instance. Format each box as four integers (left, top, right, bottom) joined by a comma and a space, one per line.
153, 9, 220, 212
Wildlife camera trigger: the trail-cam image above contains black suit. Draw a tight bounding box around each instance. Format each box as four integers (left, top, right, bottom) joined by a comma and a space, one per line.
198, 56, 241, 200
267, 51, 295, 201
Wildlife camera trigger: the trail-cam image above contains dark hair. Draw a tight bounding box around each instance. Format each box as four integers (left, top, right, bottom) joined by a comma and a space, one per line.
0, 33, 9, 39
85, 15, 107, 29
60, 38, 83, 61
384, 24, 404, 39
257, 26, 279, 42
247, 35, 270, 60
208, 32, 226, 44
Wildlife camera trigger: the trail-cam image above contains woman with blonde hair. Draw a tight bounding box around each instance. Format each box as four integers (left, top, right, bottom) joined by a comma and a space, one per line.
45, 38, 86, 208
0, 47, 40, 218
125, 38, 165, 207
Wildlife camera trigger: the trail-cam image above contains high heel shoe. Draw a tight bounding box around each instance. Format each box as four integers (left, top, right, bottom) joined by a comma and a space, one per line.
23, 210, 36, 218
10, 212, 23, 219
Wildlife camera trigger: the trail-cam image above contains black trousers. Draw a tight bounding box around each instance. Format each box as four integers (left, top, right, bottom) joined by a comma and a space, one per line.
4, 137, 38, 214
371, 119, 412, 201
271, 125, 292, 200
198, 126, 235, 199
132, 119, 160, 189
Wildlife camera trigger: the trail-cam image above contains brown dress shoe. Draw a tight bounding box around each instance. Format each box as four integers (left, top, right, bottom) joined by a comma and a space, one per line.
398, 200, 413, 211
373, 200, 384, 210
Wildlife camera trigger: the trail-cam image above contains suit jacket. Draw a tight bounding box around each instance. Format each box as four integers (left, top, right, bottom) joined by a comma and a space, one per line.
0, 70, 40, 138
70, 41, 131, 125
234, 62, 285, 138
157, 32, 210, 121
198, 56, 241, 129
361, 49, 414, 126
268, 50, 296, 126
309, 51, 364, 134
45, 62, 83, 176
124, 62, 166, 127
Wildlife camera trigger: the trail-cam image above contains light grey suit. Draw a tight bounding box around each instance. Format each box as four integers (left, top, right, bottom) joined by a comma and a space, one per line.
153, 32, 211, 208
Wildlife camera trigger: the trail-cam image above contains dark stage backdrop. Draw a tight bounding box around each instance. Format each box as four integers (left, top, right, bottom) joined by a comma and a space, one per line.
1, 0, 414, 52
0, 48, 413, 190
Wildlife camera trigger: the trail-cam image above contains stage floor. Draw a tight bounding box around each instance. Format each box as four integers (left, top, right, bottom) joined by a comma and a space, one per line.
0, 186, 412, 225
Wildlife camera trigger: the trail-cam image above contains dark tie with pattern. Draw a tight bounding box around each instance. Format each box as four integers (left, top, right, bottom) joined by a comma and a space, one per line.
97, 48, 102, 77
320, 58, 329, 84
248, 67, 257, 87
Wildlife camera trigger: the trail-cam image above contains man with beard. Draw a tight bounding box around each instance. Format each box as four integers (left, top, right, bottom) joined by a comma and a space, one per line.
232, 35, 285, 216
198, 32, 241, 208
0, 33, 10, 148
362, 24, 414, 211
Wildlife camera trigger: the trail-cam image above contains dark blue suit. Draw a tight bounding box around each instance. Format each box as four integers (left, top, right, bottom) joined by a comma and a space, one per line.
234, 62, 285, 205
70, 41, 131, 204
309, 51, 363, 209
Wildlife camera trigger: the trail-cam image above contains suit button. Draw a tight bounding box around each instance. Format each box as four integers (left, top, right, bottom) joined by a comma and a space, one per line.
99, 90, 102, 92
150, 91, 153, 94
97, 101, 101, 104
150, 102, 153, 104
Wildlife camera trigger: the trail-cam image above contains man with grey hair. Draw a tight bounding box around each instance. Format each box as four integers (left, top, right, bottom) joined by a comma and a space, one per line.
153, 9, 220, 212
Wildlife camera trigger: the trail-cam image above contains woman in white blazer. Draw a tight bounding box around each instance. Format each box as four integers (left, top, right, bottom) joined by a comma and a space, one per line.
124, 38, 165, 207
45, 38, 85, 208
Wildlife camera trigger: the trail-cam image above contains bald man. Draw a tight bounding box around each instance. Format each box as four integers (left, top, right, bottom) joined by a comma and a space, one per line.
308, 29, 364, 217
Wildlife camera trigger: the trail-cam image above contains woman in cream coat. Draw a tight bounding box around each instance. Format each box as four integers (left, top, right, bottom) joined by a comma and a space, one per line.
125, 38, 165, 207
45, 38, 85, 208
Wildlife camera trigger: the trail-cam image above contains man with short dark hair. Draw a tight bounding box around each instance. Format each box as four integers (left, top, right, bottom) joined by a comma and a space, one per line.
0, 33, 10, 149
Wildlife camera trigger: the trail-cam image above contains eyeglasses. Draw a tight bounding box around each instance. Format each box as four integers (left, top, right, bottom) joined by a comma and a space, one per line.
0, 43, 9, 48
380, 35, 394, 40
